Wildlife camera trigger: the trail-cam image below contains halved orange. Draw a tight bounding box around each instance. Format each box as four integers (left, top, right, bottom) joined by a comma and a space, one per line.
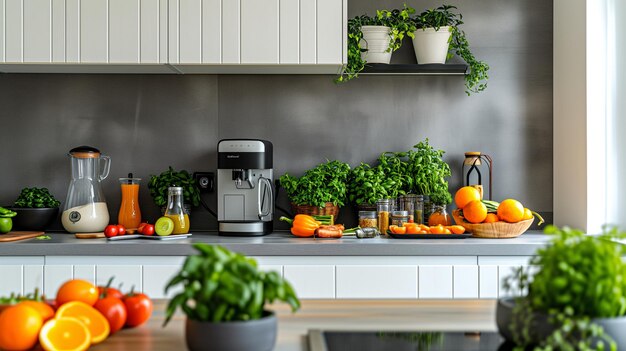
39, 317, 91, 351
55, 301, 109, 344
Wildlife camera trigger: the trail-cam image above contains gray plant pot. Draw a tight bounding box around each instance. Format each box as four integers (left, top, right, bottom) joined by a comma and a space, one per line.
497, 298, 626, 349
185, 312, 277, 351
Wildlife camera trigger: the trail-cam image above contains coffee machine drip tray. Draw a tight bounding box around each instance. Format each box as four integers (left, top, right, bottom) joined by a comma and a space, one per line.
218, 222, 273, 237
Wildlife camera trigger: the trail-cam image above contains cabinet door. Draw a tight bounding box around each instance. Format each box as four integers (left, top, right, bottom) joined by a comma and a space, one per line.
336, 265, 417, 299
419, 265, 453, 298
97, 265, 142, 293
283, 265, 334, 299
498, 265, 528, 297
143, 265, 182, 299
479, 265, 498, 299
44, 265, 73, 297
0, 265, 22, 295
23, 265, 44, 294
241, 0, 278, 63
316, 0, 343, 64
73, 265, 96, 284
453, 265, 479, 299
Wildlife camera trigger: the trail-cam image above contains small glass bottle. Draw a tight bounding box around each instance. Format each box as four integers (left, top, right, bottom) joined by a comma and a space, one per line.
118, 176, 141, 230
358, 211, 378, 229
376, 199, 392, 235
428, 205, 452, 226
400, 195, 416, 223
164, 187, 190, 234
414, 195, 424, 225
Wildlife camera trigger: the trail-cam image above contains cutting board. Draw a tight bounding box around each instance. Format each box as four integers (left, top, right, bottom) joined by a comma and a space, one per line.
0, 231, 45, 242
75, 232, 105, 239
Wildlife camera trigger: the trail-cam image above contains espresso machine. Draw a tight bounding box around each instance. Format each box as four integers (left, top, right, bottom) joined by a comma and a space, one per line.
217, 139, 274, 236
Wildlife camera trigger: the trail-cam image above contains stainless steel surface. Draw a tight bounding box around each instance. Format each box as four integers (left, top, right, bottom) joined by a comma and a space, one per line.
218, 222, 266, 233
0, 232, 552, 256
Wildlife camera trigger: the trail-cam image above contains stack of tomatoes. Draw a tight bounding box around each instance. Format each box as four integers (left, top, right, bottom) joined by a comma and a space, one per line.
0, 278, 152, 351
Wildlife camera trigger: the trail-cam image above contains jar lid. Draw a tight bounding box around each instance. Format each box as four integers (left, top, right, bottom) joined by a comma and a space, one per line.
359, 211, 376, 217
69, 145, 101, 158
392, 211, 409, 216
376, 198, 393, 204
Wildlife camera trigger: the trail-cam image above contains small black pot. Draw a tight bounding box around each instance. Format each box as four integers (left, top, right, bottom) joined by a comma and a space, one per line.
497, 298, 626, 348
8, 207, 59, 231
185, 312, 277, 351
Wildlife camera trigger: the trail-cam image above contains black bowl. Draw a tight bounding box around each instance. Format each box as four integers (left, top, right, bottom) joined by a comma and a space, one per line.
7, 207, 59, 231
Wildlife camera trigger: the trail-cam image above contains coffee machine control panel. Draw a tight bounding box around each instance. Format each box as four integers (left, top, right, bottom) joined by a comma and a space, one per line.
218, 140, 267, 153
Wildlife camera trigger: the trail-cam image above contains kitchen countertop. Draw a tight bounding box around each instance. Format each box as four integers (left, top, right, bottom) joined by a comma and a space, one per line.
91, 299, 497, 351
0, 231, 551, 256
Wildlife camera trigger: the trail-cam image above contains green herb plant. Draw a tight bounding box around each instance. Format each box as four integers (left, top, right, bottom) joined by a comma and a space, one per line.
13, 187, 61, 208
148, 167, 201, 208
280, 160, 351, 208
503, 225, 626, 351
406, 139, 452, 205
414, 5, 489, 95
163, 244, 299, 325
348, 159, 408, 206
336, 4, 416, 83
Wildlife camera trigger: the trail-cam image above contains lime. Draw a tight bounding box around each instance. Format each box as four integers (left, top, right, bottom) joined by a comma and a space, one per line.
0, 218, 12, 233
155, 217, 174, 236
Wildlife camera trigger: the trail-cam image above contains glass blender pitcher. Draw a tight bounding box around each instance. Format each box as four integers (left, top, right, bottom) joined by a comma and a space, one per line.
62, 146, 111, 233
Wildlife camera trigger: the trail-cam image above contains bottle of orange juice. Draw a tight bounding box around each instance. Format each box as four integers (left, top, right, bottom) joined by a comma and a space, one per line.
164, 187, 190, 234
118, 175, 142, 230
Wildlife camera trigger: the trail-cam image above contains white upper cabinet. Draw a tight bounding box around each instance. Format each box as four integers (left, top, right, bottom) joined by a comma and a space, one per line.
0, 0, 345, 73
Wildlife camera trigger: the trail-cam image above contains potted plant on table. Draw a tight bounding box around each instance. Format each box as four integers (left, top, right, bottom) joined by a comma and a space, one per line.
498, 225, 626, 350
336, 4, 417, 82
163, 244, 300, 351
412, 4, 489, 95
148, 167, 201, 214
279, 160, 350, 217
8, 187, 61, 231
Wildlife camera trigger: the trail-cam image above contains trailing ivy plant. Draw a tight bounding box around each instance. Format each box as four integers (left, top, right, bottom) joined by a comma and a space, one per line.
503, 225, 626, 351
280, 160, 351, 208
336, 4, 416, 83
406, 139, 452, 205
414, 5, 489, 95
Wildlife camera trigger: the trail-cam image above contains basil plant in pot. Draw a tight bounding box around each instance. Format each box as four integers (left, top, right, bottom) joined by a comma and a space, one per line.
406, 139, 452, 208
164, 244, 300, 351
348, 152, 411, 209
336, 4, 416, 82
412, 4, 489, 95
498, 225, 626, 350
148, 167, 201, 214
280, 160, 350, 217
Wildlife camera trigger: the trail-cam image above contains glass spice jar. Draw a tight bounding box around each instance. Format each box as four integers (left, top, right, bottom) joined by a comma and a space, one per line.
358, 211, 378, 229
390, 211, 410, 227
376, 199, 392, 234
400, 195, 416, 223
428, 205, 452, 226
413, 195, 424, 225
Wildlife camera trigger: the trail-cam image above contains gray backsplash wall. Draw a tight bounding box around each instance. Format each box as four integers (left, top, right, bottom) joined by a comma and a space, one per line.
0, 0, 552, 231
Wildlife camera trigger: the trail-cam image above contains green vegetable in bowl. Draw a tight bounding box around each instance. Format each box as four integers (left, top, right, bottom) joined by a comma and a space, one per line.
13, 187, 61, 208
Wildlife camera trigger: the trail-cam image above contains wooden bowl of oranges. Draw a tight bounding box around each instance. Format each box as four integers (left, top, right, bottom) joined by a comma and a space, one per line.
452, 187, 544, 239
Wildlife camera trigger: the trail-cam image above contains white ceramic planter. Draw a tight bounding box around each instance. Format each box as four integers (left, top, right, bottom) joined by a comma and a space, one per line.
360, 26, 393, 64
411, 26, 452, 64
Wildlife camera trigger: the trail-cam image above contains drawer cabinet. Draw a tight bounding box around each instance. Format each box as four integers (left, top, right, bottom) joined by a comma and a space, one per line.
336, 265, 417, 299
284, 265, 335, 299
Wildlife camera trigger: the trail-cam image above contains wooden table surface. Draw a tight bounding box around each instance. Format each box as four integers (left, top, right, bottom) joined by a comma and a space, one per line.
91, 299, 497, 351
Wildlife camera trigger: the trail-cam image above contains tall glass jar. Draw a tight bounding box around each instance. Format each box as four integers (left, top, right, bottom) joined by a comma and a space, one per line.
376, 199, 392, 235
413, 195, 424, 225
400, 195, 417, 223
164, 187, 190, 234
428, 205, 452, 226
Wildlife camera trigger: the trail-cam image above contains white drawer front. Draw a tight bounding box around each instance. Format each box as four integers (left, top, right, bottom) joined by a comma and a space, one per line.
453, 265, 479, 299
419, 265, 453, 299
336, 265, 418, 299
0, 265, 22, 295
44, 265, 73, 297
479, 265, 498, 299
283, 265, 334, 299
143, 265, 182, 299
96, 265, 142, 293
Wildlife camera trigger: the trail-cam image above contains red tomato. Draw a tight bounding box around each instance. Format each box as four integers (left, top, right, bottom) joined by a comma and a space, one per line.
123, 292, 153, 327
94, 297, 127, 334
116, 224, 126, 236
142, 224, 155, 236
104, 225, 119, 238
137, 222, 148, 234
98, 286, 124, 300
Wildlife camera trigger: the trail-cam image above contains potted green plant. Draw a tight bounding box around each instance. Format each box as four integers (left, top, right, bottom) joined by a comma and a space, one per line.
336, 4, 417, 82
279, 160, 350, 216
412, 4, 489, 95
406, 139, 452, 207
498, 225, 626, 350
163, 244, 300, 351
8, 187, 61, 231
148, 167, 200, 213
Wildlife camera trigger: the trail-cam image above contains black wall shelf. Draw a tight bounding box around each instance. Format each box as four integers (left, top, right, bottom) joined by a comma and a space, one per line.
360, 55, 469, 76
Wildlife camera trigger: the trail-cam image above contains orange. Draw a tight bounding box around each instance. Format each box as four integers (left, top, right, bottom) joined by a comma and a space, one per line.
0, 304, 43, 350
56, 301, 110, 344
19, 300, 55, 322
522, 208, 533, 221
463, 200, 488, 223
455, 186, 481, 209
418, 224, 430, 231
449, 225, 466, 234
443, 228, 452, 234
39, 317, 91, 351
392, 226, 407, 234
483, 213, 499, 223
417, 230, 429, 234
429, 225, 446, 234
56, 280, 99, 307
497, 199, 525, 223
403, 223, 419, 234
